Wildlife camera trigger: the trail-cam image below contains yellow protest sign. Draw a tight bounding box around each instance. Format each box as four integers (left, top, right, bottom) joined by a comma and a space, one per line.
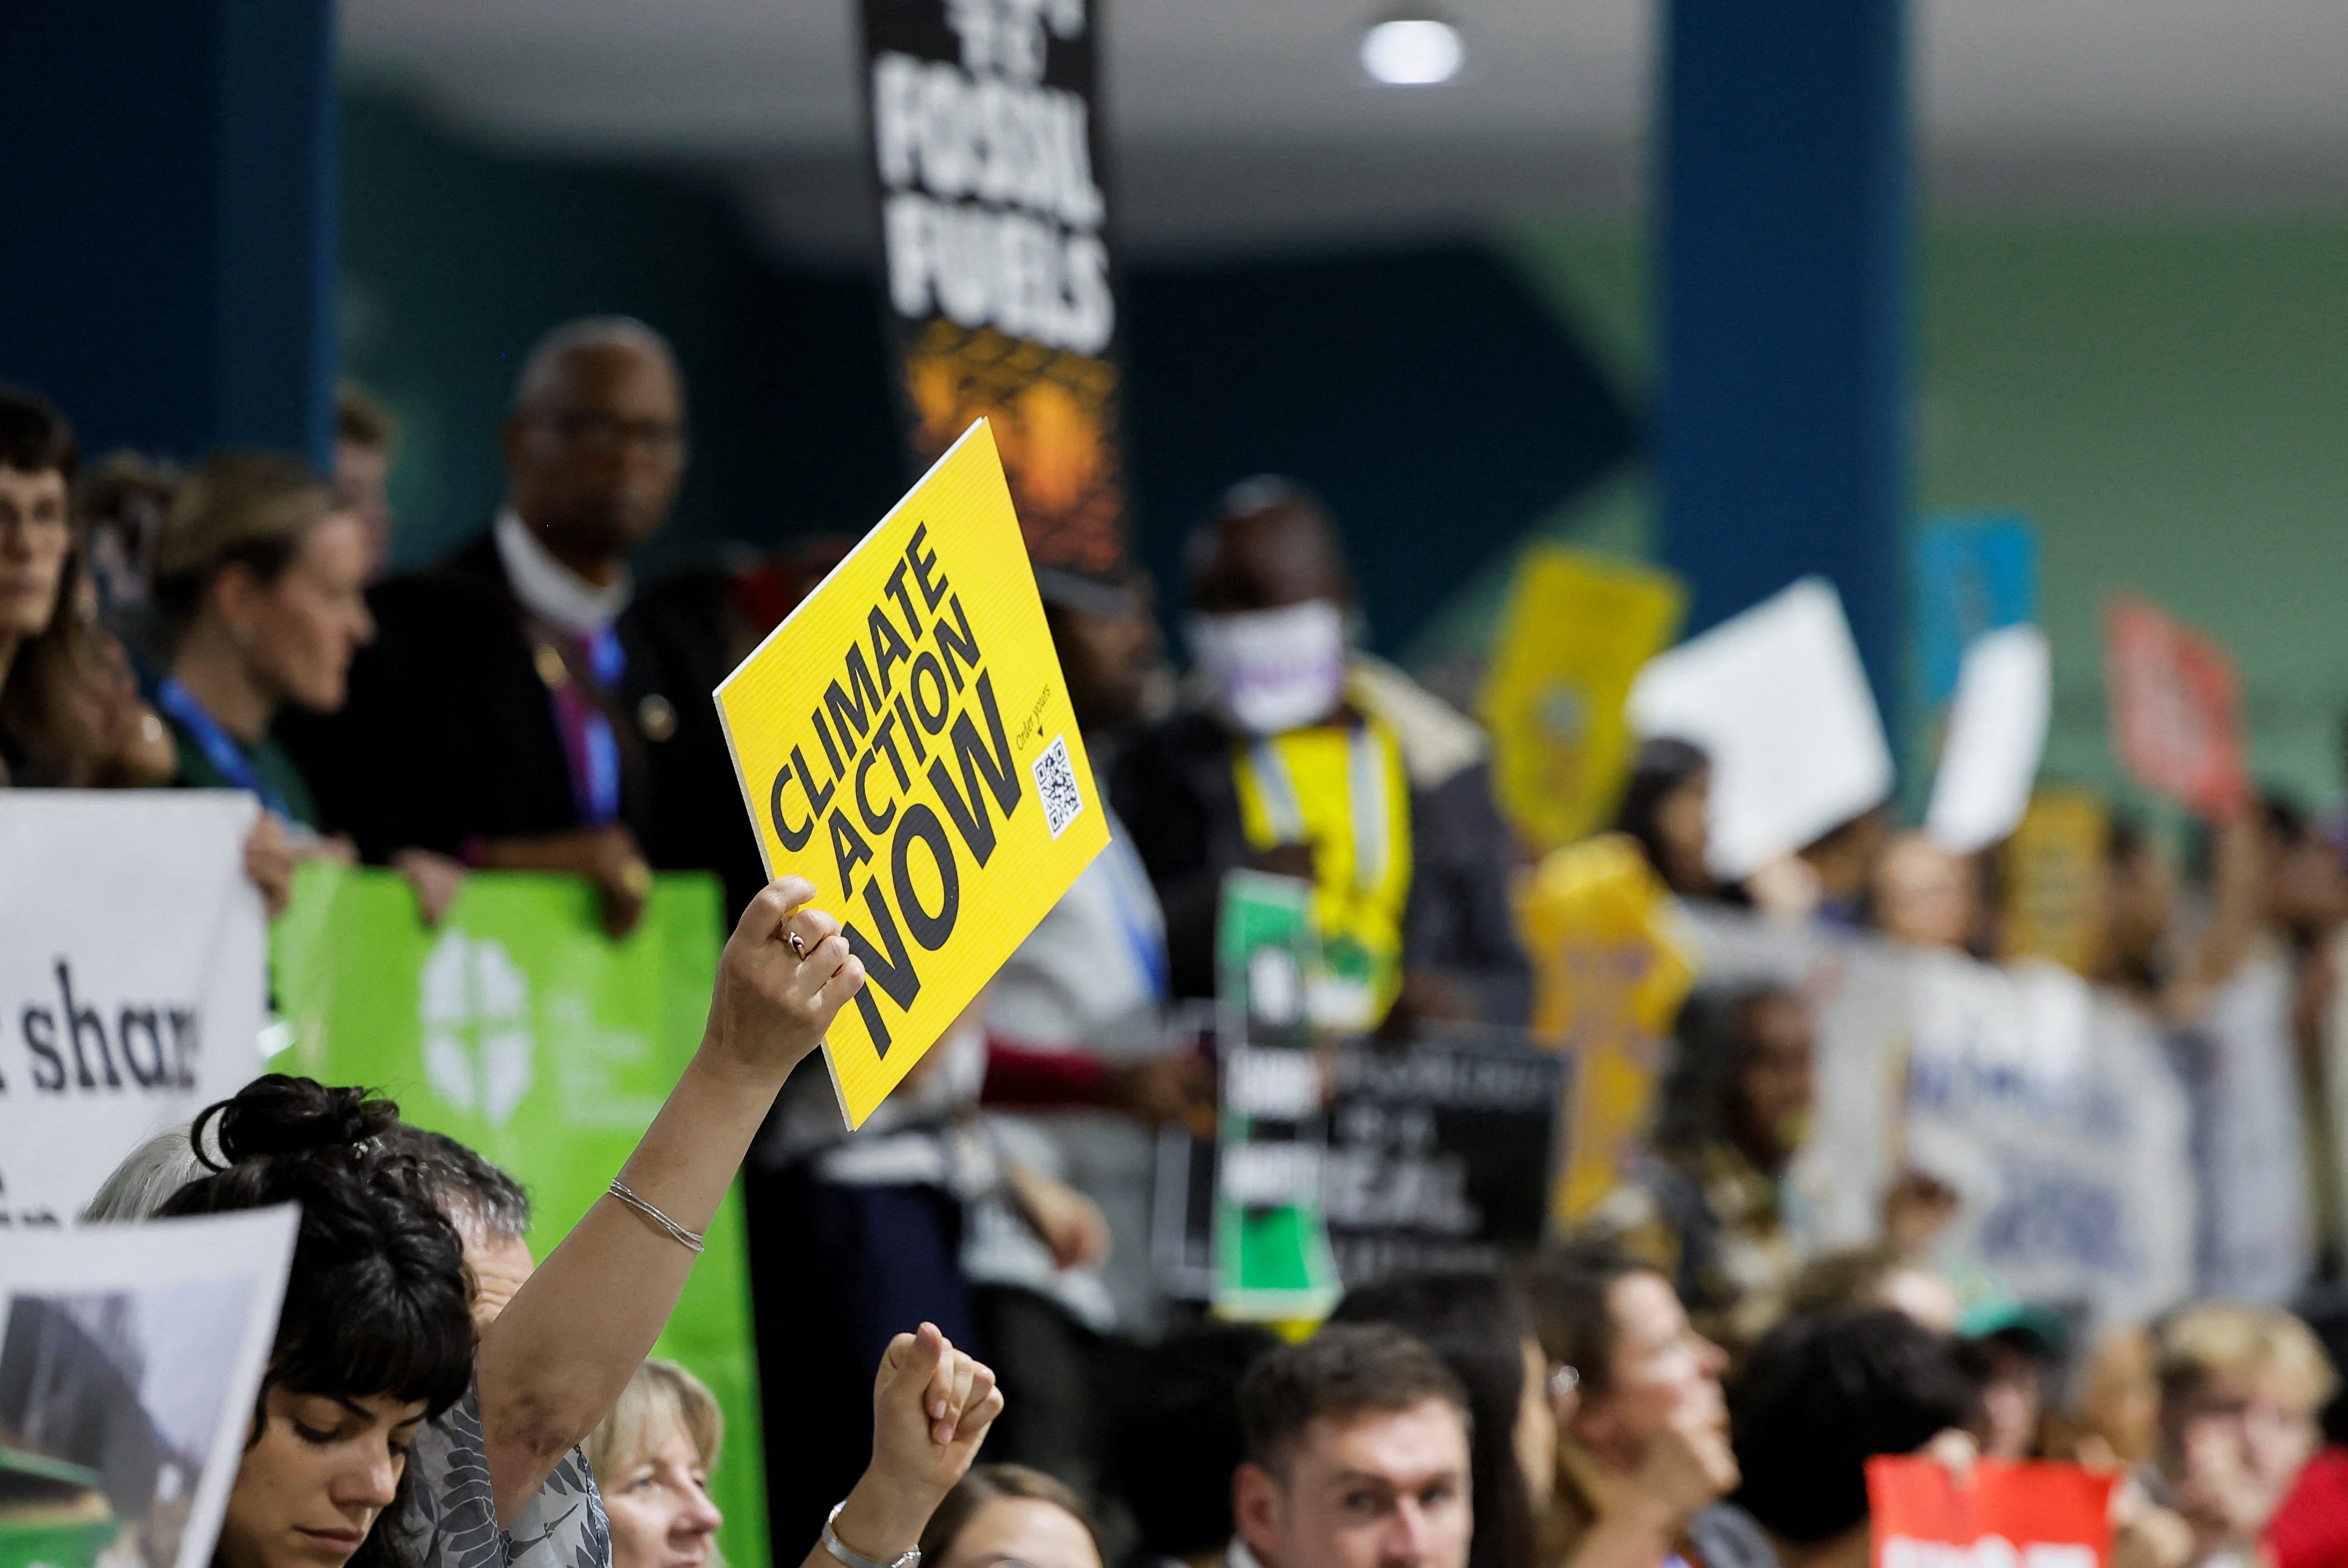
714, 420, 1110, 1126
2000, 787, 2109, 976
1517, 833, 1695, 1225
1480, 547, 1684, 853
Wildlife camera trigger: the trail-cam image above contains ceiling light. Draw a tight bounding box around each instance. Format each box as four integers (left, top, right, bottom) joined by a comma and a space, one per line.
1360, 18, 1462, 86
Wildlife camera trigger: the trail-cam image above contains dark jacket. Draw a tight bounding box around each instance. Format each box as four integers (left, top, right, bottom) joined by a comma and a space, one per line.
1109, 705, 1530, 1025
279, 536, 766, 911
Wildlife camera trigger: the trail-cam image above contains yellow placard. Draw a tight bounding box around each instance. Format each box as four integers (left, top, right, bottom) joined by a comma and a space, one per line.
1516, 833, 1695, 1226
1480, 547, 1685, 853
714, 421, 1110, 1126
2000, 787, 2109, 976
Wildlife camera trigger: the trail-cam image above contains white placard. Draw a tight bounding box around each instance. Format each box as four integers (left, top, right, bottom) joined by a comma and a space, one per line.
1, 1207, 299, 1568
1926, 625, 2051, 855
0, 792, 265, 1223
1680, 906, 2196, 1331
1627, 577, 1893, 880
2193, 954, 2313, 1303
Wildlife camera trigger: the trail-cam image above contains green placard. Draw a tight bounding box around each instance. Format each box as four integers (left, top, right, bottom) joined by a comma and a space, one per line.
271, 865, 767, 1568
1212, 871, 1341, 1320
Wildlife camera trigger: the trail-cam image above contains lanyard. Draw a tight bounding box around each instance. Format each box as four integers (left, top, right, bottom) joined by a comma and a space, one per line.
156, 676, 289, 818
537, 626, 630, 827
1244, 724, 1392, 895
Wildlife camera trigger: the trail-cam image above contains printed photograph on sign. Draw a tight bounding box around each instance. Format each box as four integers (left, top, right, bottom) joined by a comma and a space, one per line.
0, 1210, 297, 1568
712, 419, 1110, 1127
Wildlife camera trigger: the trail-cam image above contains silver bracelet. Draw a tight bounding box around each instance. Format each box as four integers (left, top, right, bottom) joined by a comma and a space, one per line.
824, 1503, 920, 1568
606, 1178, 706, 1254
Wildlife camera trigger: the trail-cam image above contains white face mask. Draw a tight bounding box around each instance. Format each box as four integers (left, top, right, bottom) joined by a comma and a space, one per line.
1190, 600, 1348, 737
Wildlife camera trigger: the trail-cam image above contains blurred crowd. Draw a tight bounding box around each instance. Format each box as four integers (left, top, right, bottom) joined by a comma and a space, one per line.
11, 309, 2348, 1568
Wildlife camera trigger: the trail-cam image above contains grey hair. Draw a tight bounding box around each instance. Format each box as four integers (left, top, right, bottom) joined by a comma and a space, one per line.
513, 315, 681, 411
83, 1123, 212, 1221
83, 1118, 531, 1245
381, 1124, 532, 1241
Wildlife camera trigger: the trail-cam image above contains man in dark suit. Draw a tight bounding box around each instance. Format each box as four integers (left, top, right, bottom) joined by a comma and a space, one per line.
283, 317, 760, 932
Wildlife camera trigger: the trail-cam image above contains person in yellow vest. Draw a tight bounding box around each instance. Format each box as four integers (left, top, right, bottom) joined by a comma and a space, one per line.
1112, 476, 1528, 1032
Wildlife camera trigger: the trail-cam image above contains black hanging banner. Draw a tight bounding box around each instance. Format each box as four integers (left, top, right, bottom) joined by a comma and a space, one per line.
857, 0, 1127, 578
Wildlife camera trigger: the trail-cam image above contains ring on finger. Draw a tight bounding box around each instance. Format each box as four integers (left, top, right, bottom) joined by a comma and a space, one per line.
785, 930, 807, 958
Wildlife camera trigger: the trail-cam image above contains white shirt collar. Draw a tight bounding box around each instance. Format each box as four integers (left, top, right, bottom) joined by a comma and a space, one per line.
493, 506, 631, 635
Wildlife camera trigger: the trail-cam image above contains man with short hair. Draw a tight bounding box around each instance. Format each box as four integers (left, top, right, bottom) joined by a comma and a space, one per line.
286, 317, 763, 929
1231, 1324, 1475, 1568
383, 1123, 536, 1329
1729, 1310, 1980, 1568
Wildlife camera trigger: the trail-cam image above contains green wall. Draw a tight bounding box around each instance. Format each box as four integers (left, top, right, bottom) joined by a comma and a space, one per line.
1489, 216, 2348, 812
1920, 222, 2348, 805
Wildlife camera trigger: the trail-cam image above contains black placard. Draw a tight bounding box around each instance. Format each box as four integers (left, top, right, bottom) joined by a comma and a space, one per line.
857, 0, 1127, 577
1323, 1025, 1570, 1281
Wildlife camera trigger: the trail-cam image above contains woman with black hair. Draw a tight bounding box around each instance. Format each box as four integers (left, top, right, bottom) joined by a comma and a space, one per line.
1579, 981, 1815, 1352
1612, 739, 1716, 902
0, 385, 179, 793
157, 1082, 475, 1568
123, 875, 1004, 1568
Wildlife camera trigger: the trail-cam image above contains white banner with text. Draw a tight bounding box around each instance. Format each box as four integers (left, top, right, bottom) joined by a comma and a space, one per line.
1, 792, 265, 1224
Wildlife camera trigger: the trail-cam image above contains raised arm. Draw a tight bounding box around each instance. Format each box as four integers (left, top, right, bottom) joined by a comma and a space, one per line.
804, 1323, 1005, 1568
476, 875, 866, 1522
2167, 811, 2265, 1027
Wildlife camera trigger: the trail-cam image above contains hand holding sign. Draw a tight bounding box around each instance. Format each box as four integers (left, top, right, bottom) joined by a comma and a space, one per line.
714, 420, 1110, 1126
699, 876, 866, 1086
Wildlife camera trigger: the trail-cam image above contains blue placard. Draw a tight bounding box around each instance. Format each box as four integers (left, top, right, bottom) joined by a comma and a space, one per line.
1914, 512, 2039, 712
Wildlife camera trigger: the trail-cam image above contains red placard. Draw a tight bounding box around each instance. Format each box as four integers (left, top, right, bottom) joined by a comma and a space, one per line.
2104, 596, 2248, 820
1867, 1456, 2115, 1568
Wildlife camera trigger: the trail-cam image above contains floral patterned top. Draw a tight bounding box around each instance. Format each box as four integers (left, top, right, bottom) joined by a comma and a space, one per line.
398, 1382, 610, 1568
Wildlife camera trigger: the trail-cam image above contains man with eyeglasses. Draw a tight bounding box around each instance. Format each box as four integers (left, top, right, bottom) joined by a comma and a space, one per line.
285, 316, 758, 935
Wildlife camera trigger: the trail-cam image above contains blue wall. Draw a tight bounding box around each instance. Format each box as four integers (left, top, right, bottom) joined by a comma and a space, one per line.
1658, 0, 1911, 732
1124, 243, 1636, 654
0, 0, 337, 464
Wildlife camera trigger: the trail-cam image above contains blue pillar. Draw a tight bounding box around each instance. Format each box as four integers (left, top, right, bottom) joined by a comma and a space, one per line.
0, 1, 338, 468
1657, 0, 1910, 737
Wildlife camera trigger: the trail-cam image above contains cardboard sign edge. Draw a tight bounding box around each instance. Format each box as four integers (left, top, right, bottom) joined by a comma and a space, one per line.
708, 416, 999, 882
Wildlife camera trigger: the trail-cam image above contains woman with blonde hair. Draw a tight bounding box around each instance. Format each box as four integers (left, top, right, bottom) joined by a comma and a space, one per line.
586, 1362, 727, 1568
151, 450, 373, 833
2137, 1302, 2336, 1568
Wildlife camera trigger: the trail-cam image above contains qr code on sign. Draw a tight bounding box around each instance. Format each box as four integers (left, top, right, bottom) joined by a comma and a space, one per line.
1032, 734, 1085, 840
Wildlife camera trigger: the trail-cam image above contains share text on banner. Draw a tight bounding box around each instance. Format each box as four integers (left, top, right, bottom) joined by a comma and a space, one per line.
714, 419, 1110, 1127
0, 791, 265, 1225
